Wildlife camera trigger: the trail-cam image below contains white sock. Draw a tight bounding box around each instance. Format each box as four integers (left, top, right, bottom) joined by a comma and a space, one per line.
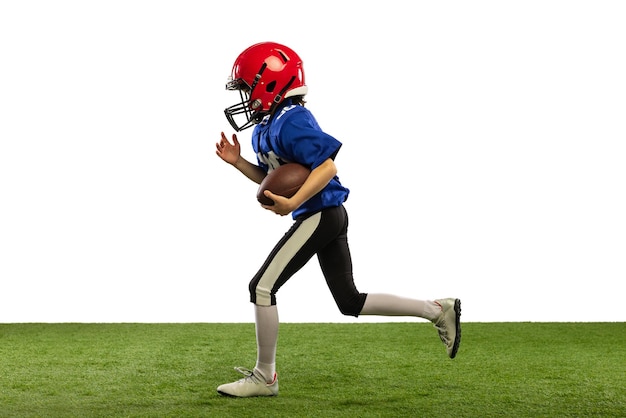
359, 293, 441, 322
254, 304, 278, 382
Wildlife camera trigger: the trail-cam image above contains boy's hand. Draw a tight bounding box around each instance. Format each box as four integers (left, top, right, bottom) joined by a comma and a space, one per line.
215, 132, 240, 166
261, 191, 295, 216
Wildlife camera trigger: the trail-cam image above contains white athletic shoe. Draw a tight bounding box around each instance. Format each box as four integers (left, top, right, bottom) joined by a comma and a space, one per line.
433, 298, 462, 359
217, 367, 278, 397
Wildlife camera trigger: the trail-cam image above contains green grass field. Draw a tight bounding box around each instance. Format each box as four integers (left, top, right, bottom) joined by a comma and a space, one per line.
0, 322, 624, 417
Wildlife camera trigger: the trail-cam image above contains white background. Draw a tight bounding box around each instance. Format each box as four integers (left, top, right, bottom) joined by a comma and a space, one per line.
1, 1, 624, 323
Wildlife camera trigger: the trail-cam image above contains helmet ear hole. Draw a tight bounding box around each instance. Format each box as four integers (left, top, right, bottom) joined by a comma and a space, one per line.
265, 81, 276, 92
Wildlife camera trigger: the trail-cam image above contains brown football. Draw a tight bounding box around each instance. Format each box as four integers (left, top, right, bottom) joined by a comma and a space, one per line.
257, 163, 311, 205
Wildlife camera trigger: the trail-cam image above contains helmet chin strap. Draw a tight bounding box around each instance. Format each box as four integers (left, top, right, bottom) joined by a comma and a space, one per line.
267, 76, 296, 117
249, 75, 297, 126
273, 76, 295, 105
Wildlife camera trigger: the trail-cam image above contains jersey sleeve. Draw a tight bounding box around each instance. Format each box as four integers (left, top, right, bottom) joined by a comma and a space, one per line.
275, 107, 342, 169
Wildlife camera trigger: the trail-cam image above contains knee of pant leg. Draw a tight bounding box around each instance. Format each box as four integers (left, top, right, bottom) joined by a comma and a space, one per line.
336, 293, 367, 317
249, 280, 274, 306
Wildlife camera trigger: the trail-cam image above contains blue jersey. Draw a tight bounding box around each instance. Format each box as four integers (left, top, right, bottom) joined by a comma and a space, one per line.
252, 99, 349, 218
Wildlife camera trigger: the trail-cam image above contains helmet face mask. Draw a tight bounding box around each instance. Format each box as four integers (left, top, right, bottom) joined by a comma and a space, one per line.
224, 78, 258, 132
224, 42, 307, 131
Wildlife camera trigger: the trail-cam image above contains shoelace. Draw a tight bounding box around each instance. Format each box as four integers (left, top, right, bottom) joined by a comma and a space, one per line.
434, 322, 450, 345
233, 367, 262, 383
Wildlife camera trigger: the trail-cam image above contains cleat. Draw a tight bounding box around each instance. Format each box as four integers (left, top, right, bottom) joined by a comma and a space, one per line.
217, 367, 278, 397
433, 298, 461, 358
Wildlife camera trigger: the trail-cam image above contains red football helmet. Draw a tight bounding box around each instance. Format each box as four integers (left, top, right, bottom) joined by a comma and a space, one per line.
224, 42, 307, 131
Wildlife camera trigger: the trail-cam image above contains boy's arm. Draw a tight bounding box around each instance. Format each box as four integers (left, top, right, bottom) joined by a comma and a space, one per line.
262, 158, 337, 215
233, 157, 266, 185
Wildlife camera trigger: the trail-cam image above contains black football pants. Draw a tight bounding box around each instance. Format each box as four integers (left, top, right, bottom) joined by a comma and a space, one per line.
249, 205, 367, 316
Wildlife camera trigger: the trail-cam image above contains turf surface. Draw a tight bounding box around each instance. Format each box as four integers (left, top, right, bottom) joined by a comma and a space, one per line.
0, 322, 624, 417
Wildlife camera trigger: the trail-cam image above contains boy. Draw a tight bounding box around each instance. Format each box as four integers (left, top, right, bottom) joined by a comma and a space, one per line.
215, 42, 461, 397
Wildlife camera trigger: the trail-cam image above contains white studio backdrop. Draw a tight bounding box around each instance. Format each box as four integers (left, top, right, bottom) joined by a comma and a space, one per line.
1, 1, 624, 323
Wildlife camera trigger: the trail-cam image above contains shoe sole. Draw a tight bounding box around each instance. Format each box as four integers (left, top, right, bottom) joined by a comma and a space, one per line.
217, 389, 277, 397
450, 298, 462, 359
